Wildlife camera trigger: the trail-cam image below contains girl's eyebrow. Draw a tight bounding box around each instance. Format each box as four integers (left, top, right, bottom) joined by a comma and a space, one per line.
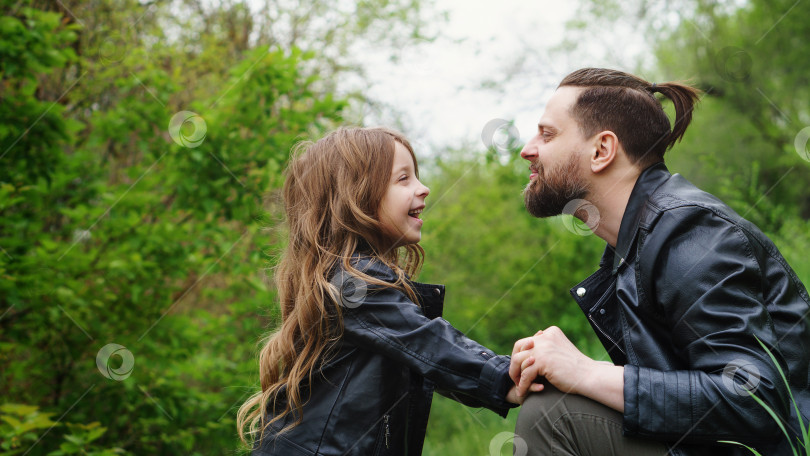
392, 164, 412, 175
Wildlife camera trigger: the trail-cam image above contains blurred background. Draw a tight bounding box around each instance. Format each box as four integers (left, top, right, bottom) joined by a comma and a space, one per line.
1, 0, 809, 454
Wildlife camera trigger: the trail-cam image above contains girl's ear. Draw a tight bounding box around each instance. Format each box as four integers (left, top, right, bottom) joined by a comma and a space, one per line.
590, 131, 619, 173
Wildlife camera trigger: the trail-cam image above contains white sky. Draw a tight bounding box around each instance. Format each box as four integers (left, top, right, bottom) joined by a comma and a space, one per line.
356, 0, 651, 157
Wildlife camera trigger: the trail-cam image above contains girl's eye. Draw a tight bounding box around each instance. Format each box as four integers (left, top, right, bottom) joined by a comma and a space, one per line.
398, 175, 408, 182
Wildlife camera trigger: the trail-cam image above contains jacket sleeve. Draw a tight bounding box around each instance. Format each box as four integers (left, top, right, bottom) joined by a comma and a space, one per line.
624, 206, 791, 445
336, 264, 515, 417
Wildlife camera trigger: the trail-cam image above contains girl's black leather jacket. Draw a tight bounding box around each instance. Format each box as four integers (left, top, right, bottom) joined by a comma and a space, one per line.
253, 256, 515, 456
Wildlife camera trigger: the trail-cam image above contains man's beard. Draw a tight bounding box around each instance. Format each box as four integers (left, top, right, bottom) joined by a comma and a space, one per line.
523, 153, 590, 218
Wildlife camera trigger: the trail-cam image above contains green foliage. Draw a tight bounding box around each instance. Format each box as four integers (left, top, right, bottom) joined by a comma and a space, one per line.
654, 0, 810, 226
0, 0, 345, 454
0, 3, 82, 184
1, 403, 58, 455
0, 404, 126, 456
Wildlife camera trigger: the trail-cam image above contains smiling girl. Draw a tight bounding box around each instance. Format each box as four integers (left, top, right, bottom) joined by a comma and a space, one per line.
237, 127, 520, 455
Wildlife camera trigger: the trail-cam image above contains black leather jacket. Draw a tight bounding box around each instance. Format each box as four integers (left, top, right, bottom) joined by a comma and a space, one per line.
572, 163, 810, 455
253, 256, 516, 456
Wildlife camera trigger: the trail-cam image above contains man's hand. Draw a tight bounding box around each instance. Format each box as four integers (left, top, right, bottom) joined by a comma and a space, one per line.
511, 326, 594, 396
509, 326, 625, 412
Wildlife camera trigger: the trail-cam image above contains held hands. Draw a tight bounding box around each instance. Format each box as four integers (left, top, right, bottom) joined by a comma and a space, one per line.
505, 384, 525, 405
509, 326, 598, 398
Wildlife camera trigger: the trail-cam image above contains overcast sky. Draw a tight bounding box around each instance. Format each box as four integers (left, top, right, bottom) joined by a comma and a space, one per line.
356, 0, 651, 157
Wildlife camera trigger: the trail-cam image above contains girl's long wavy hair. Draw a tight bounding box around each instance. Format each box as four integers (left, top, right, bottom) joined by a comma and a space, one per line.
237, 127, 424, 445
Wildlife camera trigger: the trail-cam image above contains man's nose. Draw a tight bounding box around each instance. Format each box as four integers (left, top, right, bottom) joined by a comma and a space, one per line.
520, 140, 537, 161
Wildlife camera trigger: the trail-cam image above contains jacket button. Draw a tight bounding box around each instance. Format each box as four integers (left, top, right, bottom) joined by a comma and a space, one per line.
576, 287, 586, 297
599, 308, 606, 315
433, 288, 441, 296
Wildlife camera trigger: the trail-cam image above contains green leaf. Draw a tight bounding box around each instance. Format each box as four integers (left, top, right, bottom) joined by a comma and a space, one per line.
717, 441, 765, 456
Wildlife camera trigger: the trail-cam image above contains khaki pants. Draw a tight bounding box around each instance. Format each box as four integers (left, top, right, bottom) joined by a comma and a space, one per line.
514, 384, 669, 456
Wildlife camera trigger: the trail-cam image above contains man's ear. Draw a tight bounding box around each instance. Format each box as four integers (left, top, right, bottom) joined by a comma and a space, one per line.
590, 131, 619, 173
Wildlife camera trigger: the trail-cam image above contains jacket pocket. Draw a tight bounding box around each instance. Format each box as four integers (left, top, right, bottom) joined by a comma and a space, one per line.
373, 414, 391, 455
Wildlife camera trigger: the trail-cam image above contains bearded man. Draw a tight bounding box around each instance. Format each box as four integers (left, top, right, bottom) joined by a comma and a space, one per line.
510, 68, 810, 456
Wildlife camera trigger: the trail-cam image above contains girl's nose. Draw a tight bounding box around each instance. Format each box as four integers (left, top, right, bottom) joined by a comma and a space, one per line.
418, 182, 429, 198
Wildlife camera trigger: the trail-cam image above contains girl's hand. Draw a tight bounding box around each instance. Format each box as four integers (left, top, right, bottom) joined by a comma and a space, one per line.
506, 381, 544, 405
506, 385, 524, 405
509, 329, 544, 385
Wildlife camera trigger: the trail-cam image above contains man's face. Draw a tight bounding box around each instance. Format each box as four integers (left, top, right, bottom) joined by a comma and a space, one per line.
520, 86, 592, 218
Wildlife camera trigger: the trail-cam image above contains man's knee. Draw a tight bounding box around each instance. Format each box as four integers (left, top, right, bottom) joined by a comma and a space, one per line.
514, 386, 579, 455
514, 386, 668, 456
516, 387, 570, 437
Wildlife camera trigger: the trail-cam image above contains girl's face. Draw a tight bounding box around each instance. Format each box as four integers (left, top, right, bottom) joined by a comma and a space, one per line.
378, 142, 430, 248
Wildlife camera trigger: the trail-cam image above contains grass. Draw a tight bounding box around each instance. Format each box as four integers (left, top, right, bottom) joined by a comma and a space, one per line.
719, 338, 809, 455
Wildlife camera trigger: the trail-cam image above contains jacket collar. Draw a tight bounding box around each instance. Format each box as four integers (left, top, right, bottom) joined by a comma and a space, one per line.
344, 252, 446, 319
610, 162, 672, 274
408, 281, 445, 319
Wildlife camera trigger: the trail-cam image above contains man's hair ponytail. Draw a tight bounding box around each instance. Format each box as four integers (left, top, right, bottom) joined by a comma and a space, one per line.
647, 82, 701, 151
561, 68, 702, 167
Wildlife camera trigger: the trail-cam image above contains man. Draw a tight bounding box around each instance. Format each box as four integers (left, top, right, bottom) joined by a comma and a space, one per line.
510, 68, 810, 455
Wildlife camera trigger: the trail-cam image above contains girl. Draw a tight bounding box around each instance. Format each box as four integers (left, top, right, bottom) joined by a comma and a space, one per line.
238, 127, 520, 455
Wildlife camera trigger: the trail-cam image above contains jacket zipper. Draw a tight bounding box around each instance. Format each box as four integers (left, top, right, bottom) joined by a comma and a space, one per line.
384, 414, 390, 449
588, 313, 626, 355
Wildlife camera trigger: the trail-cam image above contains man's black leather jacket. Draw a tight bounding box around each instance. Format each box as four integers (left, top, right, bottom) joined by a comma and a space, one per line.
253, 256, 515, 456
572, 163, 810, 455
